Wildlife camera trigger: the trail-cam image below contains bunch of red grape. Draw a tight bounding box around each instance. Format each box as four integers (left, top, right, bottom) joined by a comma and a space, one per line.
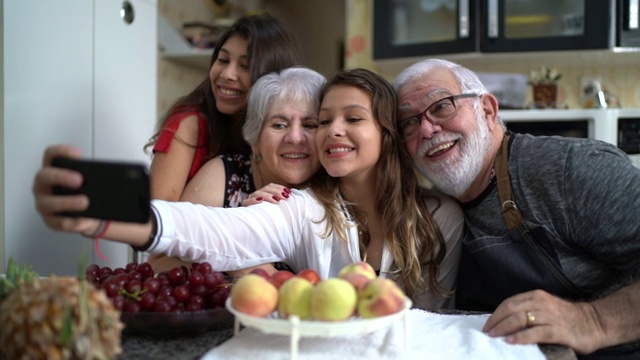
85, 261, 232, 313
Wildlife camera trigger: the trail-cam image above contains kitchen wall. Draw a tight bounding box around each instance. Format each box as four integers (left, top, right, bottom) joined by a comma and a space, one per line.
261, 0, 345, 77
161, 1, 638, 111
157, 0, 216, 117
157, 0, 345, 117
344, 0, 640, 109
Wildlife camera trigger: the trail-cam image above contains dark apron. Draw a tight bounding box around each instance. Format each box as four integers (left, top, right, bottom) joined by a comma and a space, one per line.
455, 134, 640, 359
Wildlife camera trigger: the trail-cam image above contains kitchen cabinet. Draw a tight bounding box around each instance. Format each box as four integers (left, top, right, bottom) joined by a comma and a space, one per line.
373, 0, 478, 58
1, 0, 157, 275
373, 0, 634, 59
480, 0, 610, 52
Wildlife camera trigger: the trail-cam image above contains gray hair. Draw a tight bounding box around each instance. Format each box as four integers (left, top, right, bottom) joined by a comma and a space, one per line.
393, 59, 488, 95
393, 59, 504, 127
243, 67, 326, 145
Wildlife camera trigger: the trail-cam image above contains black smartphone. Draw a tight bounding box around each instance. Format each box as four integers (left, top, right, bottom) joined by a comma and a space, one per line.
51, 157, 151, 223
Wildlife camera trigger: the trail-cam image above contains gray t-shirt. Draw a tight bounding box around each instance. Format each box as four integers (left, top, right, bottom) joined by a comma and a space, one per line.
462, 133, 640, 295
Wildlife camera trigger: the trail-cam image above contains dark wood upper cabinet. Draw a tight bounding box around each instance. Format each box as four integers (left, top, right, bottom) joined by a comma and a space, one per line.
373, 0, 638, 59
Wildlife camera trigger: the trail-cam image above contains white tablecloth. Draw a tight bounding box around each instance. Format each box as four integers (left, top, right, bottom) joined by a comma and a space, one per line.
201, 309, 546, 360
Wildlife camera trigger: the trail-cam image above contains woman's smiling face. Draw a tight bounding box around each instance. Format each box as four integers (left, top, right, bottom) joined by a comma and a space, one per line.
252, 97, 321, 187
209, 34, 251, 116
316, 85, 382, 180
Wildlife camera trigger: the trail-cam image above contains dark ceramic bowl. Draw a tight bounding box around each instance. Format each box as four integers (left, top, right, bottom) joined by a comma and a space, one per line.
120, 307, 234, 335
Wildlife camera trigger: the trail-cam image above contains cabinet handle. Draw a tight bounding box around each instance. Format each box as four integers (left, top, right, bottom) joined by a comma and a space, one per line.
629, 0, 639, 30
121, 1, 135, 25
459, 0, 470, 38
488, 0, 499, 38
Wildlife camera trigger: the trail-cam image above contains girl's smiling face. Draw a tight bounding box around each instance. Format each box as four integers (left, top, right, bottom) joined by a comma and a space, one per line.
209, 35, 251, 115
316, 85, 382, 181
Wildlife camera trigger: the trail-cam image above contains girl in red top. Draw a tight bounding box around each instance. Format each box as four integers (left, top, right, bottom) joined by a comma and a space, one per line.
146, 13, 303, 201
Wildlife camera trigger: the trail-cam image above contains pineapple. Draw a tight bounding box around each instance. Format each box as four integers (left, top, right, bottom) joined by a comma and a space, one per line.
0, 256, 38, 302
0, 259, 123, 359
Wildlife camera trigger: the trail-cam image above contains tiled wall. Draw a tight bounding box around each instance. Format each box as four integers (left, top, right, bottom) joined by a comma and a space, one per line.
447, 53, 640, 109
344, 0, 640, 109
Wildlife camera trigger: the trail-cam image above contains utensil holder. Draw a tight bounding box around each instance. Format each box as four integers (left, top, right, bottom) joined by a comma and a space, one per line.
532, 84, 558, 108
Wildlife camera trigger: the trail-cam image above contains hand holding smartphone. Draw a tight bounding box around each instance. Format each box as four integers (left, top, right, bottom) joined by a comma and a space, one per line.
51, 157, 151, 223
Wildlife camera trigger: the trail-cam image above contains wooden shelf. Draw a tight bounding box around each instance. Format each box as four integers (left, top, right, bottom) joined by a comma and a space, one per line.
158, 13, 225, 71
161, 48, 213, 70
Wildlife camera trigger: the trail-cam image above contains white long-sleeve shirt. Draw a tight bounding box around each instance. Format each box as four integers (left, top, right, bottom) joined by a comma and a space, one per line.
148, 188, 464, 309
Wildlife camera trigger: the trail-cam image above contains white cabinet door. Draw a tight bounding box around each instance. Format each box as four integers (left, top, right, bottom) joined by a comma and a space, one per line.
3, 0, 94, 275
1, 0, 157, 275
93, 0, 158, 266
94, 0, 157, 164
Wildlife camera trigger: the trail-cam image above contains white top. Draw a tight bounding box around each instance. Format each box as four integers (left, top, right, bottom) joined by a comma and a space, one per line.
148, 188, 464, 309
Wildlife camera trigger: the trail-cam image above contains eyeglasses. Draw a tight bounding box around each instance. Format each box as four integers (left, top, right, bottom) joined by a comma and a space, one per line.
398, 93, 479, 140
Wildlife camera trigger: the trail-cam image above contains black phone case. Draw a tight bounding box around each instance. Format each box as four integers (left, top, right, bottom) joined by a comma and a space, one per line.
51, 157, 151, 223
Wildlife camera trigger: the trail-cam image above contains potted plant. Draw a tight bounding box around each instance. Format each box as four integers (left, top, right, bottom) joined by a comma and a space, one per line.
528, 66, 562, 108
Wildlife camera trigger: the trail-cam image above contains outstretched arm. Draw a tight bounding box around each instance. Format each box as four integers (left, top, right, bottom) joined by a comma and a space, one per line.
34, 145, 306, 272
33, 145, 154, 248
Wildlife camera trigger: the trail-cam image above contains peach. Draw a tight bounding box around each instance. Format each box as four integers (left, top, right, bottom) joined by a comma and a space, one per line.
337, 261, 377, 280
230, 274, 278, 317
270, 270, 295, 289
249, 268, 271, 280
297, 268, 321, 285
278, 277, 314, 319
357, 278, 405, 319
337, 262, 377, 291
340, 272, 372, 292
311, 278, 357, 321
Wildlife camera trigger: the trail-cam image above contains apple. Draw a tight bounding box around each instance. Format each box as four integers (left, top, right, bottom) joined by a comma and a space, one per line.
311, 278, 357, 321
270, 270, 295, 289
278, 277, 314, 319
230, 274, 278, 317
337, 261, 377, 290
297, 268, 320, 285
357, 278, 405, 319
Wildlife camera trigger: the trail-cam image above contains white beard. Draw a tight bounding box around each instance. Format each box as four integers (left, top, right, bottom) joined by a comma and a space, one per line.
414, 110, 491, 198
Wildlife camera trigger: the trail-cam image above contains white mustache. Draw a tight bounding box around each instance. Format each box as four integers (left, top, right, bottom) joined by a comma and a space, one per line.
418, 133, 462, 157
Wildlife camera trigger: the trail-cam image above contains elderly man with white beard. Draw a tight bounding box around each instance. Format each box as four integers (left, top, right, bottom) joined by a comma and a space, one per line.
393, 59, 640, 360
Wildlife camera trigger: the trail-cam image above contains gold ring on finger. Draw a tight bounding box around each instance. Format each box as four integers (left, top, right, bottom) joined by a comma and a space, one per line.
526, 311, 535, 327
